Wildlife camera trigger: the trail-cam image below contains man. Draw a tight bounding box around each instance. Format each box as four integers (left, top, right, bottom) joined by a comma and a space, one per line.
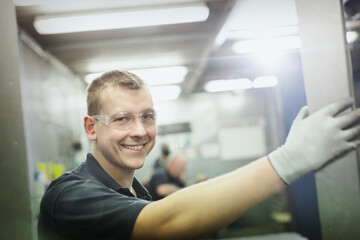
148, 153, 187, 200
38, 70, 360, 240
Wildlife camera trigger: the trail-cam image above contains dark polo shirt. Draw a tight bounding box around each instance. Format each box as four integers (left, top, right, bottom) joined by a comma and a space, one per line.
38, 153, 152, 240
148, 168, 185, 201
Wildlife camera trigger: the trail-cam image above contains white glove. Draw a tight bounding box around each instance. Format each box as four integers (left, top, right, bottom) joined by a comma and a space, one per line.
268, 98, 360, 184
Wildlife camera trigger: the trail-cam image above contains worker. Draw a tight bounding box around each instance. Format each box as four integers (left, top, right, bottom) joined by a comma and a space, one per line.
148, 153, 187, 200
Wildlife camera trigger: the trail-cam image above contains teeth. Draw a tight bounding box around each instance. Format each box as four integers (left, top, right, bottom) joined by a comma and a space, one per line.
124, 145, 144, 151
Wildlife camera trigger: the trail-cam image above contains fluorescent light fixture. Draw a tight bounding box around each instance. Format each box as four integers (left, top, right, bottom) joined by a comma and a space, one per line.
253, 76, 278, 88
84, 66, 188, 85
149, 85, 182, 102
34, 4, 209, 34
228, 25, 299, 40
86, 55, 183, 73
347, 31, 358, 43
131, 66, 188, 86
204, 76, 279, 92
232, 36, 301, 54
204, 78, 252, 93
14, 0, 45, 6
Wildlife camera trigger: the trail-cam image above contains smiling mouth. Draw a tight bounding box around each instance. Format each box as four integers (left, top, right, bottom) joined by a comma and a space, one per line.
122, 144, 145, 151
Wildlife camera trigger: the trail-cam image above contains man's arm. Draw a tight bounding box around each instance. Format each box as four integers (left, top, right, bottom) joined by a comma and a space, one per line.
132, 157, 284, 240
156, 184, 182, 198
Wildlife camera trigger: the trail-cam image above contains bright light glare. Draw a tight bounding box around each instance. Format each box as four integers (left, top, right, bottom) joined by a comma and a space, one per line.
34, 5, 209, 34
204, 79, 252, 92
347, 31, 358, 43
232, 36, 301, 54
131, 66, 188, 86
149, 85, 182, 102
84, 66, 188, 86
253, 76, 278, 88
254, 51, 282, 68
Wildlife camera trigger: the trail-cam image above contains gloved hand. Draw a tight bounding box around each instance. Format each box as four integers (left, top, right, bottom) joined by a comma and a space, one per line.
268, 98, 360, 184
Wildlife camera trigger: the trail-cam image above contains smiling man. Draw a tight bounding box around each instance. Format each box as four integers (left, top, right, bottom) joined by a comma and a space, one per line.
86, 73, 157, 190
38, 70, 360, 240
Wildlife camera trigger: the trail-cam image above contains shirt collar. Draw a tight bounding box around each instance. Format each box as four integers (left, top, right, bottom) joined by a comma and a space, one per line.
85, 153, 152, 201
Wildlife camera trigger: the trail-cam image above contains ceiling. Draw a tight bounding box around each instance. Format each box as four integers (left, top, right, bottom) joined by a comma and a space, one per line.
15, 0, 360, 96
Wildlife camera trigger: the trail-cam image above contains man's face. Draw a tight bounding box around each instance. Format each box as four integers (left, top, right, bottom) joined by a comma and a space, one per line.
93, 85, 156, 171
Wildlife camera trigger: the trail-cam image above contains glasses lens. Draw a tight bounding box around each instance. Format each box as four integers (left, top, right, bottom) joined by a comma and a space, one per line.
109, 112, 133, 129
141, 110, 156, 127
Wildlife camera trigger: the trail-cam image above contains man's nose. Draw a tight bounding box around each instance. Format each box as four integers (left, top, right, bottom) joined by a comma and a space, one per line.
129, 117, 147, 136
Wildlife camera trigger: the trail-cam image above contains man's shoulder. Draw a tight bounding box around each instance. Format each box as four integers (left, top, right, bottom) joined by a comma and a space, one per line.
47, 165, 90, 190
38, 166, 150, 240
41, 165, 101, 206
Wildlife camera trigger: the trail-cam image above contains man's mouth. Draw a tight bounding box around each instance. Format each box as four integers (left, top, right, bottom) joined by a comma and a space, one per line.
122, 144, 145, 151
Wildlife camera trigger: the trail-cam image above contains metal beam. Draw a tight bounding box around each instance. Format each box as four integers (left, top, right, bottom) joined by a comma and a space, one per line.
295, 0, 360, 239
0, 0, 34, 239
182, 0, 237, 95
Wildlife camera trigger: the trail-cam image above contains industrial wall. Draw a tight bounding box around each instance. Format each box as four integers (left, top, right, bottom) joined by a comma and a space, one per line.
17, 30, 90, 232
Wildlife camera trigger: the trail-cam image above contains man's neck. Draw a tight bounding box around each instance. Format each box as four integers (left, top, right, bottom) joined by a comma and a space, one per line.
92, 151, 135, 189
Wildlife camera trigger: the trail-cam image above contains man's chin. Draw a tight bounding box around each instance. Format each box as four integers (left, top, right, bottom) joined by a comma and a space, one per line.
129, 157, 146, 170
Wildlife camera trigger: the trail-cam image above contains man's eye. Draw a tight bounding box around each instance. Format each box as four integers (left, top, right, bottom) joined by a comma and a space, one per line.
143, 113, 155, 120
114, 117, 129, 122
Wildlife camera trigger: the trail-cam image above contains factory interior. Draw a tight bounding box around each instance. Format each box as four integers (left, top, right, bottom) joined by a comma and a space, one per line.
1, 0, 360, 239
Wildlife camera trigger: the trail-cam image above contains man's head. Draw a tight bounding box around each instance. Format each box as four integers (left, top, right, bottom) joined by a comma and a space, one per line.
84, 70, 157, 175
86, 70, 145, 116
161, 144, 170, 158
166, 153, 187, 180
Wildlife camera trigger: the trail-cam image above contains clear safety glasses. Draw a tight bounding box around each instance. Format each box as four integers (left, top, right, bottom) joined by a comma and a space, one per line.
92, 109, 157, 130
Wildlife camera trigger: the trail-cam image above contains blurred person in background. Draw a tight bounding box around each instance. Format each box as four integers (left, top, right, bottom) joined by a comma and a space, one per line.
142, 143, 171, 189
153, 143, 171, 170
38, 70, 360, 240
148, 153, 187, 200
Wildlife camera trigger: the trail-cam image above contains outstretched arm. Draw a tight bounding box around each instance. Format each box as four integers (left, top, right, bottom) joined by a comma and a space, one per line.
132, 157, 284, 240
156, 184, 183, 198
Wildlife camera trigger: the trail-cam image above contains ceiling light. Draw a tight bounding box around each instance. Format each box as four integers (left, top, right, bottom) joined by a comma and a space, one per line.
232, 36, 301, 54
84, 66, 188, 85
253, 76, 278, 88
33, 4, 209, 34
14, 0, 46, 6
149, 85, 182, 102
204, 79, 252, 92
131, 66, 188, 86
346, 31, 358, 43
85, 55, 183, 73
228, 25, 299, 40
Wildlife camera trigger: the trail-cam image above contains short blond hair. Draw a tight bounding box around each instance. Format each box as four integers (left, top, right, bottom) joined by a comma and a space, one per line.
86, 70, 146, 116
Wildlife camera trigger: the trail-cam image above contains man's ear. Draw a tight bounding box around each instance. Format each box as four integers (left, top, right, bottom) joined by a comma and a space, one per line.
84, 116, 97, 141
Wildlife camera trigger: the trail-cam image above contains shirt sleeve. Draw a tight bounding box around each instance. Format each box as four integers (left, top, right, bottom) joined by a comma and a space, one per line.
45, 179, 150, 240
